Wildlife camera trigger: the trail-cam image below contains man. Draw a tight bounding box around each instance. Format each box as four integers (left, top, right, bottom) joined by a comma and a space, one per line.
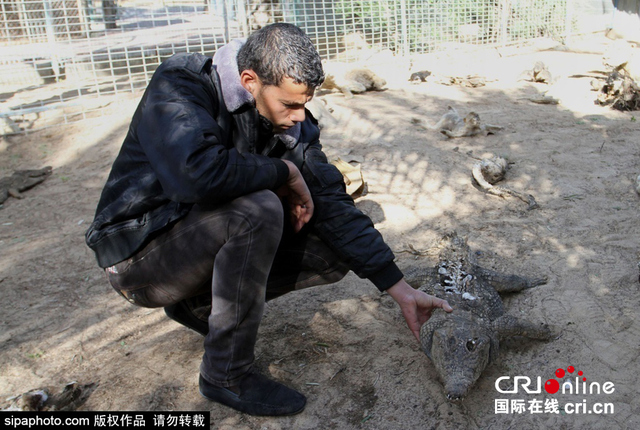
86, 23, 452, 416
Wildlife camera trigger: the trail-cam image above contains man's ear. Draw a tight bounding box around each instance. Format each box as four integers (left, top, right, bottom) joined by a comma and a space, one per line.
240, 70, 259, 95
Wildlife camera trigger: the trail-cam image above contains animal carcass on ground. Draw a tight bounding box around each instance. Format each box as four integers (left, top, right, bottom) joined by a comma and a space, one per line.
404, 232, 554, 402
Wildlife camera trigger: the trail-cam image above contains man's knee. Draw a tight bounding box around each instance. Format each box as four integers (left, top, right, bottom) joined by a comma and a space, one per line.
247, 189, 284, 219
194, 190, 284, 235
237, 190, 284, 233
204, 190, 284, 249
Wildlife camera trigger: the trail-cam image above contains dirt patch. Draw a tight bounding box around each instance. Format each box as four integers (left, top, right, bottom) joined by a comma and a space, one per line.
1, 34, 639, 429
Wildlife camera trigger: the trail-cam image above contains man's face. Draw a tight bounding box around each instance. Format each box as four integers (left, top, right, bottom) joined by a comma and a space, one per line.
241, 71, 314, 134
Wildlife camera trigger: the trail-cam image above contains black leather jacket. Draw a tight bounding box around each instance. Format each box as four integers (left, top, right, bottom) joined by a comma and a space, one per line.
85, 52, 402, 291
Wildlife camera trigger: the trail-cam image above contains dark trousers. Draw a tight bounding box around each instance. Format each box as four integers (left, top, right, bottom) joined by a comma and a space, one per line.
105, 190, 349, 387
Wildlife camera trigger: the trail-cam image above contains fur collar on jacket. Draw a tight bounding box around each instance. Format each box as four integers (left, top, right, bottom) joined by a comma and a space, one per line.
212, 39, 301, 149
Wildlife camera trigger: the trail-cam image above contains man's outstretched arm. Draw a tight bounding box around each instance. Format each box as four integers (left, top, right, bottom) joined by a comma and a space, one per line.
386, 279, 453, 341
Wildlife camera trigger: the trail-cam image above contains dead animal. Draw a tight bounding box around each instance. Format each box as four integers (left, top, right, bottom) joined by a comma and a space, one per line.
594, 69, 640, 111
413, 106, 503, 138
595, 40, 640, 110
306, 97, 338, 130
475, 156, 508, 184
320, 62, 387, 98
404, 232, 554, 403
472, 156, 539, 209
439, 75, 488, 88
246, 0, 279, 30
525, 94, 560, 105
0, 166, 52, 205
519, 61, 553, 83
409, 70, 431, 82
2, 382, 96, 411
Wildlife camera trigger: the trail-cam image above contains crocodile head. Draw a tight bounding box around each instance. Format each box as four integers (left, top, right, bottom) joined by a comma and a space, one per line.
420, 312, 499, 403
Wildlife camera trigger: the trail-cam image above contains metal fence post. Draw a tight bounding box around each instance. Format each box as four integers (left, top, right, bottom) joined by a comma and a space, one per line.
222, 0, 229, 42
43, 0, 63, 80
103, 0, 118, 29
235, 0, 248, 38
565, 0, 574, 43
399, 0, 408, 57
499, 0, 509, 46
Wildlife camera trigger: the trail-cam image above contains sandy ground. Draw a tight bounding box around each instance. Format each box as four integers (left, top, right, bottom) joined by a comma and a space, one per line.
1, 34, 640, 429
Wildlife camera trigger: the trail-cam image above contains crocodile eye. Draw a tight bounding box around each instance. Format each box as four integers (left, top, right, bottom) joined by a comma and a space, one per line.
466, 339, 477, 352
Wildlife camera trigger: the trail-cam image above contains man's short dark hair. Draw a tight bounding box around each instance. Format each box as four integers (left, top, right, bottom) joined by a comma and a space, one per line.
237, 23, 325, 89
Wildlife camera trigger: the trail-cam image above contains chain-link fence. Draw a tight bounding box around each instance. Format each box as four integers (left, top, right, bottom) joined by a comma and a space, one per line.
0, 0, 618, 134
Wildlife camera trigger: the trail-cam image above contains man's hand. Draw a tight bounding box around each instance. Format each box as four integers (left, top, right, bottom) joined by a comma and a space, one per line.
386, 279, 453, 342
276, 160, 314, 233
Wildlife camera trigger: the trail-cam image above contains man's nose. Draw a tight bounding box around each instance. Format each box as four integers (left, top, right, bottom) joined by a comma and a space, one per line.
290, 107, 305, 123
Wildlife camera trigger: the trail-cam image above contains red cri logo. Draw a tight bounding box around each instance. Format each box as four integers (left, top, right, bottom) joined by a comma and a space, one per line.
545, 365, 586, 394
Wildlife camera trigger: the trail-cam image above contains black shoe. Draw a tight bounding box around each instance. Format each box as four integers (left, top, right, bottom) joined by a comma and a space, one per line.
164, 300, 209, 336
198, 371, 306, 416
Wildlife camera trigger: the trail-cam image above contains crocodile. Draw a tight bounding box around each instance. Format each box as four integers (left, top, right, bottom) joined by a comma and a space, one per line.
403, 232, 553, 403
0, 166, 52, 205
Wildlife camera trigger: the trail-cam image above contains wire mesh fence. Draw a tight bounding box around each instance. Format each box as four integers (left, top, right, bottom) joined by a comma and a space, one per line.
0, 0, 616, 134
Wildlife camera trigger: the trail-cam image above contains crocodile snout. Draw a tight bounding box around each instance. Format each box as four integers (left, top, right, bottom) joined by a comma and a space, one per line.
444, 384, 470, 403
445, 392, 465, 403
